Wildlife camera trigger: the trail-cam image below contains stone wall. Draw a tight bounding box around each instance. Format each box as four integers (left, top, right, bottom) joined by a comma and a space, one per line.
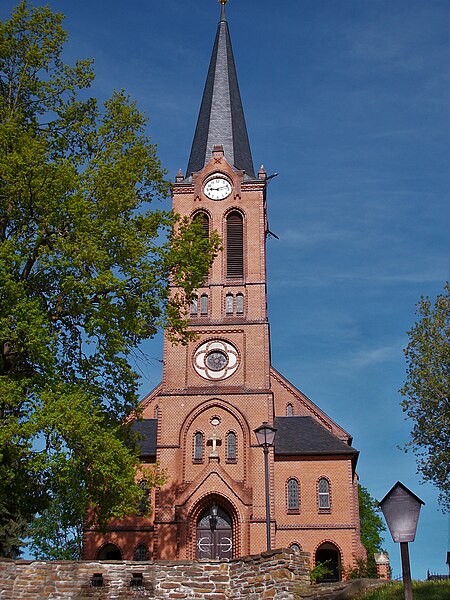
0, 549, 311, 599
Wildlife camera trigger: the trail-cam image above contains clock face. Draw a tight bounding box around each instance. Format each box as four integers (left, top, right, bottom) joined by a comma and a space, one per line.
193, 340, 239, 380
204, 176, 232, 200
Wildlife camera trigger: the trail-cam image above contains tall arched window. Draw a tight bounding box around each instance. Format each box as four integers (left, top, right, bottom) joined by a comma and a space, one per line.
227, 431, 237, 461
193, 211, 210, 238
236, 293, 244, 314
287, 478, 299, 511
194, 432, 203, 462
226, 293, 234, 314
138, 479, 149, 515
287, 403, 293, 416
318, 478, 331, 510
190, 295, 198, 316
226, 211, 243, 278
200, 294, 208, 315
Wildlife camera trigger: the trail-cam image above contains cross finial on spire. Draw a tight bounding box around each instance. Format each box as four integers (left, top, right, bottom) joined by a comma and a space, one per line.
219, 0, 228, 22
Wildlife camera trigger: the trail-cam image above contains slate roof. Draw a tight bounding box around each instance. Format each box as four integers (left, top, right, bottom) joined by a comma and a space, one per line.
130, 419, 157, 458
274, 417, 359, 458
186, 7, 255, 178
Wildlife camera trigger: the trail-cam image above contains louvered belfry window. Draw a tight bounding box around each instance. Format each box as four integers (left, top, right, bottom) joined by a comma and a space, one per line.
226, 212, 244, 278
194, 211, 210, 238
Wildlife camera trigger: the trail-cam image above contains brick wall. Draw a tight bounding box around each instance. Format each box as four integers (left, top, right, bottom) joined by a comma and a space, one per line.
0, 549, 310, 599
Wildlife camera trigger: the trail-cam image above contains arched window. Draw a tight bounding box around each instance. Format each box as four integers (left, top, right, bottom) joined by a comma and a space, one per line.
290, 543, 302, 554
190, 295, 198, 316
287, 403, 293, 416
194, 432, 203, 462
138, 479, 149, 515
193, 211, 210, 238
226, 294, 234, 314
287, 478, 299, 511
226, 212, 243, 278
155, 405, 158, 418
200, 294, 208, 315
236, 293, 244, 314
134, 544, 149, 561
227, 431, 237, 461
318, 478, 331, 510
97, 543, 122, 561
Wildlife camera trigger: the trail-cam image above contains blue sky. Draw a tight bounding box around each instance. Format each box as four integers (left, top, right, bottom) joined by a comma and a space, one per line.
2, 0, 449, 579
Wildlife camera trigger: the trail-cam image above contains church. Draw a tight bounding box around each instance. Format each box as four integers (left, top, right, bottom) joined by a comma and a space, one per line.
83, 1, 366, 580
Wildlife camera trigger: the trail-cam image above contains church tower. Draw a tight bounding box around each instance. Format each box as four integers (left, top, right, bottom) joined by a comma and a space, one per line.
84, 1, 366, 577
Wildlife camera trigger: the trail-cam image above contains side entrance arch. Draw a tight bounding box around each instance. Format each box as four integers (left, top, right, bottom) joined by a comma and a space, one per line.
196, 505, 233, 560
315, 542, 341, 582
96, 543, 122, 561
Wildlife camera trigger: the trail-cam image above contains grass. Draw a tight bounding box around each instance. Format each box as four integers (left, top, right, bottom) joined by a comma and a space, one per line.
356, 580, 450, 600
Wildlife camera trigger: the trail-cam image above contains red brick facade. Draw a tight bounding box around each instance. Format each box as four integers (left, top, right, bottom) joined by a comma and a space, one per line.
83, 149, 366, 576
83, 7, 366, 579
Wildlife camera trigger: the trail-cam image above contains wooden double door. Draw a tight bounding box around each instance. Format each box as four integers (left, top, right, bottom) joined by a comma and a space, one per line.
196, 506, 233, 560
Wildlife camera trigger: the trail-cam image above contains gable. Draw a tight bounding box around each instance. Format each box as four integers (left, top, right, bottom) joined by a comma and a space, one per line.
270, 367, 352, 443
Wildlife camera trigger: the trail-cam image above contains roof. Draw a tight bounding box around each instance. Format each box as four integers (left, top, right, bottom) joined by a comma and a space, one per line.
274, 416, 359, 457
186, 8, 255, 178
130, 419, 157, 457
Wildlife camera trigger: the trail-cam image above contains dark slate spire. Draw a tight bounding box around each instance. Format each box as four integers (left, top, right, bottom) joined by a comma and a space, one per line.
186, 2, 255, 178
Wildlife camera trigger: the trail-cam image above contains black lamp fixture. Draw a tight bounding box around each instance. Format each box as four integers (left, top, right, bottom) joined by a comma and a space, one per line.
254, 422, 277, 550
209, 504, 218, 531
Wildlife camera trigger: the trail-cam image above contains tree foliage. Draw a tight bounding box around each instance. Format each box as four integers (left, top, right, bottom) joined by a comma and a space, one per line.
0, 1, 220, 557
400, 283, 450, 510
357, 485, 386, 578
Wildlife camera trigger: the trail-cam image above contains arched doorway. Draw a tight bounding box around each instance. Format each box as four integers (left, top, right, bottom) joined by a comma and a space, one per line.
96, 543, 122, 561
196, 505, 233, 559
315, 542, 341, 582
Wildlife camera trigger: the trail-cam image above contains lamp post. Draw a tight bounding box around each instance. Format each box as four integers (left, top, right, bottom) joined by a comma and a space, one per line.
254, 422, 277, 550
380, 482, 425, 600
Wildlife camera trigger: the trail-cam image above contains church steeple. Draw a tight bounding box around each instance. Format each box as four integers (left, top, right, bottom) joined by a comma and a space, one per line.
186, 1, 255, 178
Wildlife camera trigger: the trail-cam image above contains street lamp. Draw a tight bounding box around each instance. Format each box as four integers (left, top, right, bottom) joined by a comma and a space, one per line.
254, 421, 277, 550
380, 481, 425, 600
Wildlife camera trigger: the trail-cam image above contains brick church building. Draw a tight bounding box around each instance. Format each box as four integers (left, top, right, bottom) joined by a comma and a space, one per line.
83, 1, 366, 579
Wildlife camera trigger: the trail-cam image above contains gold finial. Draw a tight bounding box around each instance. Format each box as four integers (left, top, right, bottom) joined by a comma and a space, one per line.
219, 0, 228, 21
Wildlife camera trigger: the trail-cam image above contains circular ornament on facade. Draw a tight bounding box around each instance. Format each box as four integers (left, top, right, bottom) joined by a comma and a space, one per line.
193, 340, 239, 380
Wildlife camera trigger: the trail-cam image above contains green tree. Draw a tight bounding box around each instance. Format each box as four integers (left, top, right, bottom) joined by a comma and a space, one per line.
357, 485, 386, 578
0, 1, 220, 557
400, 283, 450, 510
